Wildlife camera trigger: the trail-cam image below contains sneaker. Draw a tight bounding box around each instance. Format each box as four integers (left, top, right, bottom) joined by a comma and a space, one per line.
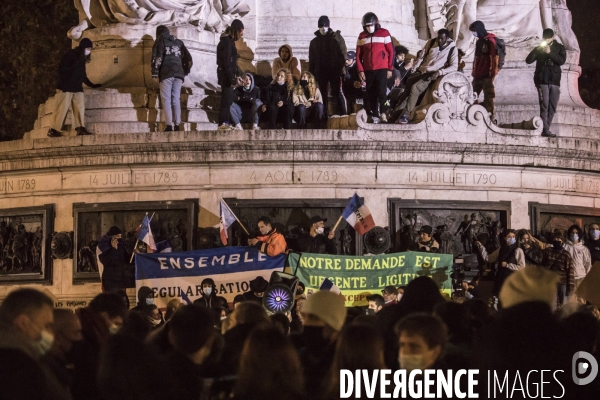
47, 128, 62, 138
398, 115, 409, 124
541, 130, 556, 138
371, 116, 380, 124
253, 124, 261, 130
233, 123, 243, 130
380, 113, 388, 123
217, 124, 232, 131
75, 126, 92, 136
173, 125, 180, 131
164, 125, 173, 132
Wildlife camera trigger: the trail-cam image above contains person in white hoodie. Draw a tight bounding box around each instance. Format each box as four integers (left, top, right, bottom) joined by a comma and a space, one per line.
395, 29, 458, 124
562, 224, 592, 291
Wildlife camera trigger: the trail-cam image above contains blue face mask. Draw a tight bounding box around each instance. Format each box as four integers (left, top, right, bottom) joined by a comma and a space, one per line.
592, 230, 600, 240
571, 233, 579, 243
145, 297, 154, 305
506, 237, 516, 246
472, 32, 478, 38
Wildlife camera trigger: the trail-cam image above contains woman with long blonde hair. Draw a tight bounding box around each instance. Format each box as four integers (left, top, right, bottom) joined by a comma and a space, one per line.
292, 71, 324, 128
262, 68, 295, 129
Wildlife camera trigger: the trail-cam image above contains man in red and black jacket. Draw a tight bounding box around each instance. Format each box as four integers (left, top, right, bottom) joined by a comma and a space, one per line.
469, 21, 498, 123
355, 12, 394, 124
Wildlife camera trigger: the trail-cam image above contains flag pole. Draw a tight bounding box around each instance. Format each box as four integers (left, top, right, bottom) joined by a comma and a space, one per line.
332, 215, 344, 232
222, 200, 250, 235
130, 212, 154, 263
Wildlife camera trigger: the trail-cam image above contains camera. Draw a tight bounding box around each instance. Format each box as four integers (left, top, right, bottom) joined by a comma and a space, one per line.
450, 258, 470, 291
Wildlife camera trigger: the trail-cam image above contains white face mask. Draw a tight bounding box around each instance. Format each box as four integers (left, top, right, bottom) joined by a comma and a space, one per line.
316, 227, 325, 235
571, 234, 579, 243
592, 230, 600, 240
109, 324, 120, 335
319, 27, 328, 35
149, 317, 161, 327
399, 353, 426, 372
145, 297, 154, 305
366, 25, 375, 34
203, 287, 213, 296
220, 316, 227, 321
84, 49, 91, 56
35, 330, 55, 356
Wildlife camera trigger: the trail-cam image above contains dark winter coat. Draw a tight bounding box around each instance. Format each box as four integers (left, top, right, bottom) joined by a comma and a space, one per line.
234, 74, 261, 109
97, 235, 126, 288
151, 30, 192, 82
216, 34, 239, 87
266, 82, 291, 106
309, 29, 346, 79
586, 238, 600, 263
296, 233, 337, 255
57, 48, 95, 93
525, 40, 566, 86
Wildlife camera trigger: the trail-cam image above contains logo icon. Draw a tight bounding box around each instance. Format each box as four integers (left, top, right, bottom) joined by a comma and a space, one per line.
572, 351, 598, 385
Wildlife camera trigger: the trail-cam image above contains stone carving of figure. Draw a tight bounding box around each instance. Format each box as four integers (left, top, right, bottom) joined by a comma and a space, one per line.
31, 227, 43, 272
167, 221, 184, 252
437, 225, 455, 255
398, 213, 419, 252
0, 221, 8, 271
69, 0, 250, 39
427, 0, 579, 54
342, 226, 353, 255
454, 213, 478, 254
12, 225, 29, 271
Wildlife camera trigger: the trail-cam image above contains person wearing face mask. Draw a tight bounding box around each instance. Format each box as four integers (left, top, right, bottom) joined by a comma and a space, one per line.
131, 286, 154, 312
248, 216, 287, 256
541, 231, 574, 306
342, 51, 364, 111
476, 229, 526, 296
48, 37, 101, 137
193, 278, 227, 309
42, 309, 83, 396
97, 226, 128, 293
72, 292, 127, 400
355, 12, 394, 124
143, 304, 165, 330
395, 29, 458, 124
309, 16, 348, 116
151, 25, 193, 132
516, 229, 545, 268
469, 21, 499, 123
262, 69, 295, 129
230, 73, 262, 130
395, 313, 448, 374
217, 19, 245, 131
525, 29, 566, 138
585, 223, 600, 263
561, 224, 592, 292
272, 44, 301, 81
292, 72, 325, 129
293, 290, 347, 399
296, 216, 337, 254
0, 289, 71, 400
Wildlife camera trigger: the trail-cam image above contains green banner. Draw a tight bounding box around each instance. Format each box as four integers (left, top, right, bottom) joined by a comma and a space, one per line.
288, 251, 453, 307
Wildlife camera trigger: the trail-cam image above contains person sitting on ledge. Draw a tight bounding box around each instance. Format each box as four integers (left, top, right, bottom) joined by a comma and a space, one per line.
230, 73, 262, 130
261, 69, 295, 130
272, 44, 301, 81
394, 29, 457, 124
248, 216, 287, 256
48, 38, 101, 138
292, 72, 325, 129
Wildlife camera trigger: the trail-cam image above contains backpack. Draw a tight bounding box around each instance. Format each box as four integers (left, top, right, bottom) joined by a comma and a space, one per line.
495, 38, 506, 69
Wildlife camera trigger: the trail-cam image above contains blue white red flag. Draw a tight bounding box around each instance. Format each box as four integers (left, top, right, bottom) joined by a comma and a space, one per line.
136, 213, 156, 251
320, 278, 341, 294
220, 200, 238, 245
148, 240, 172, 254
341, 193, 376, 235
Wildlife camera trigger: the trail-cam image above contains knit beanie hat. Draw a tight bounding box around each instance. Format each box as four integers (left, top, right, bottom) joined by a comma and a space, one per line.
499, 266, 560, 309
302, 290, 347, 331
79, 38, 93, 50
318, 16, 330, 28
106, 226, 122, 236
231, 19, 244, 30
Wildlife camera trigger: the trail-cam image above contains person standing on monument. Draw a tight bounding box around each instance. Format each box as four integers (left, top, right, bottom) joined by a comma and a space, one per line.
217, 19, 245, 131
47, 38, 101, 137
469, 21, 499, 123
342, 51, 363, 112
151, 25, 193, 132
525, 28, 566, 138
309, 16, 348, 116
97, 226, 127, 293
296, 216, 337, 254
356, 12, 394, 124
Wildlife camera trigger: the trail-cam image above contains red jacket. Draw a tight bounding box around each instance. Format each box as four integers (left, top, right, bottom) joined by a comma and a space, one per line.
472, 33, 498, 79
356, 27, 394, 72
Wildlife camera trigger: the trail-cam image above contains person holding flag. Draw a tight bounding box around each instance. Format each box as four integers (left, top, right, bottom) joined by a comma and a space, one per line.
341, 193, 376, 235
248, 216, 287, 256
136, 213, 156, 252
97, 226, 128, 292
220, 199, 240, 245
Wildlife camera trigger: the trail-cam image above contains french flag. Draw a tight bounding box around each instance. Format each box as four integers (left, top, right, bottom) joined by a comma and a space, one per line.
342, 193, 376, 235
220, 199, 237, 245
136, 213, 156, 251
320, 278, 341, 294
148, 240, 172, 254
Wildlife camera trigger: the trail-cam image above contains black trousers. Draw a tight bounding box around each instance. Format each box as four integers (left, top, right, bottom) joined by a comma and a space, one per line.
317, 75, 348, 116
219, 84, 235, 125
365, 69, 389, 118
267, 102, 294, 129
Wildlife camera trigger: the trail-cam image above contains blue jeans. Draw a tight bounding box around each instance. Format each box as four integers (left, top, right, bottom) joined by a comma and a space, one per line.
160, 77, 183, 125
295, 103, 324, 128
230, 100, 262, 125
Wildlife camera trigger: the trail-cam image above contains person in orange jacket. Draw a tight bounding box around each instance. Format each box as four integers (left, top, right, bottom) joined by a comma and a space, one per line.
248, 216, 287, 256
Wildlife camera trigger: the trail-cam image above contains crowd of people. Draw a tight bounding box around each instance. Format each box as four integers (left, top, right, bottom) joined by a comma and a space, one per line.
46, 14, 565, 137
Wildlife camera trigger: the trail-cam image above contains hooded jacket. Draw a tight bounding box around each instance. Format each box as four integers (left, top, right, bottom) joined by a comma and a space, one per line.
562, 241, 592, 280
415, 38, 458, 77
272, 45, 301, 80
97, 235, 127, 286
525, 40, 566, 86
234, 73, 261, 109
216, 34, 239, 87
151, 28, 192, 82
57, 41, 95, 93
309, 29, 347, 78
471, 22, 499, 79
355, 26, 394, 72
